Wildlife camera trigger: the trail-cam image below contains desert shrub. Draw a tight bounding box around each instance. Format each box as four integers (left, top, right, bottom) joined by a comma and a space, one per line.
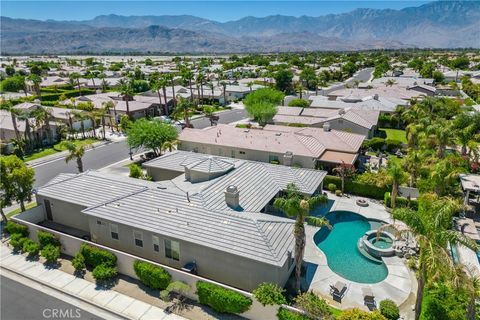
37, 230, 60, 248
92, 263, 118, 280
253, 282, 287, 306
379, 299, 399, 320
41, 244, 60, 263
22, 239, 40, 256
133, 260, 171, 290
160, 281, 190, 301
327, 183, 336, 192
4, 221, 29, 237
294, 291, 332, 319
72, 252, 86, 272
10, 233, 28, 250
80, 243, 116, 267
196, 281, 252, 314
277, 307, 311, 320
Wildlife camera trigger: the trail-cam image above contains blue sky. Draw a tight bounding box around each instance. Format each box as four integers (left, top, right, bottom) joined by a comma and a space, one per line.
1, 1, 432, 22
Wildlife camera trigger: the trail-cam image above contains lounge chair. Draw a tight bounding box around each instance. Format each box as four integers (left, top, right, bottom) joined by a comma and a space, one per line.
330, 281, 347, 302
362, 287, 376, 310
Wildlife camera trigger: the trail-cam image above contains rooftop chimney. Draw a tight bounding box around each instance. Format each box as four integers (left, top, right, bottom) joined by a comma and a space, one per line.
225, 185, 240, 209
323, 122, 331, 132
284, 151, 293, 166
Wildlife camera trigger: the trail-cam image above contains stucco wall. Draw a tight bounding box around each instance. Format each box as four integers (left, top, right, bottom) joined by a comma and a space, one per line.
36, 195, 90, 233
88, 216, 292, 292
144, 167, 182, 181
12, 215, 304, 320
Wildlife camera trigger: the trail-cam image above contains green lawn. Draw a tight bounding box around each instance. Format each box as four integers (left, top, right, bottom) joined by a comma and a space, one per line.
329, 306, 342, 317
23, 138, 98, 162
6, 202, 38, 219
379, 128, 407, 143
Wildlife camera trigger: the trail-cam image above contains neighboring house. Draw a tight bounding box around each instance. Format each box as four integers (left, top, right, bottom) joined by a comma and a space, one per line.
273, 106, 379, 138
406, 84, 436, 96
178, 124, 365, 170
224, 84, 263, 102
26, 76, 70, 92
310, 94, 407, 115
30, 153, 327, 291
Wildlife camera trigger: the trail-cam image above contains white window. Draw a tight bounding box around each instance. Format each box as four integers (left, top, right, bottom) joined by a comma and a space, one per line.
152, 235, 160, 252
165, 239, 180, 261
134, 230, 143, 247
110, 224, 119, 240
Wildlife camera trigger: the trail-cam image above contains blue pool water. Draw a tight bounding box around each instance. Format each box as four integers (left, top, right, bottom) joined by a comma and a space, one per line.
313, 210, 388, 283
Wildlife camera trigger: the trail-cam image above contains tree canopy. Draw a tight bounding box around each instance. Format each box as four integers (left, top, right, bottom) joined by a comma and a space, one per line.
127, 119, 178, 156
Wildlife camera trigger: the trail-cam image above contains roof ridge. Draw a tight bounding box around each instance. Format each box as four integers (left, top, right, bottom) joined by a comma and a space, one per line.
252, 219, 279, 260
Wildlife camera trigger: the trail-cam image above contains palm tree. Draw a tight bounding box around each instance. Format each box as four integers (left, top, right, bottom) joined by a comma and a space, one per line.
403, 150, 421, 187
72, 111, 87, 139
387, 161, 407, 209
0, 101, 21, 141
16, 110, 33, 152
150, 80, 163, 116
69, 72, 82, 95
119, 80, 135, 119
166, 73, 176, 109
382, 196, 478, 320
196, 73, 205, 103
63, 142, 89, 173
385, 79, 397, 87
220, 81, 227, 106
182, 70, 195, 103
273, 183, 330, 292
27, 74, 42, 98
162, 140, 178, 153
173, 97, 194, 128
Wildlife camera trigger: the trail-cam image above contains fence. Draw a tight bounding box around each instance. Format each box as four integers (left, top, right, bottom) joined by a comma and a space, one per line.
12, 214, 304, 320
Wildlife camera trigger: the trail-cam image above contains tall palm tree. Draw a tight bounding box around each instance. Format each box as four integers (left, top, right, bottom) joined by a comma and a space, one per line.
274, 183, 330, 292
69, 72, 82, 95
166, 73, 176, 109
220, 81, 227, 106
182, 70, 195, 103
119, 80, 135, 119
27, 74, 42, 98
150, 80, 163, 116
16, 110, 33, 152
382, 196, 478, 320
0, 101, 21, 141
63, 142, 89, 173
387, 161, 407, 209
196, 73, 205, 103
173, 97, 194, 128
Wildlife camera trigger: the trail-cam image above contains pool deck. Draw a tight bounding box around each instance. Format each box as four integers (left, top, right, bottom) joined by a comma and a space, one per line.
304, 193, 417, 315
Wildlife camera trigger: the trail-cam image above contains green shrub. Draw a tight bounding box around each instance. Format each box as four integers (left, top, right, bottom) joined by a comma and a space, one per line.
196, 281, 252, 314
277, 307, 311, 320
335, 190, 342, 196
4, 221, 29, 237
327, 183, 336, 192
337, 308, 386, 320
288, 98, 310, 108
384, 192, 418, 210
92, 263, 118, 280
37, 230, 59, 248
72, 253, 86, 272
363, 137, 385, 151
379, 299, 399, 320
133, 260, 171, 290
160, 281, 190, 301
323, 175, 388, 199
253, 282, 286, 306
129, 163, 143, 178
10, 233, 28, 250
385, 139, 403, 152
22, 239, 40, 256
41, 244, 60, 263
40, 89, 95, 101
80, 243, 117, 267
294, 291, 332, 319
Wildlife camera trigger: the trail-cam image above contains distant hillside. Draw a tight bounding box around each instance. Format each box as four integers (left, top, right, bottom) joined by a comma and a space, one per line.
1, 1, 479, 54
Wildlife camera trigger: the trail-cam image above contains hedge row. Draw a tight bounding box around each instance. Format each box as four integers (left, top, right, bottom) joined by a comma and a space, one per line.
323, 175, 388, 200
384, 192, 419, 210
196, 281, 252, 314
40, 89, 95, 101
134, 260, 171, 290
79, 243, 117, 268
362, 137, 403, 153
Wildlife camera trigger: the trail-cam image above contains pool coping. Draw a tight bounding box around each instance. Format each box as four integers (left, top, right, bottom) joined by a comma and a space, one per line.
304, 193, 416, 311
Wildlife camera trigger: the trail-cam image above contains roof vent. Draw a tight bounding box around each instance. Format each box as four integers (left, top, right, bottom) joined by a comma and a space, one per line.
338, 108, 346, 115
323, 122, 331, 132
275, 132, 282, 136
225, 185, 239, 209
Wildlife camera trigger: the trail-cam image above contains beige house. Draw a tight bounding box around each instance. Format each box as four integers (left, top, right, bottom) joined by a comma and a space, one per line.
273, 106, 379, 138
178, 124, 365, 170
31, 153, 327, 291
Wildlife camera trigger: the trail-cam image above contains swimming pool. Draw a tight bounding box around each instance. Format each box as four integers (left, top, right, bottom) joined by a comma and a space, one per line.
313, 210, 388, 283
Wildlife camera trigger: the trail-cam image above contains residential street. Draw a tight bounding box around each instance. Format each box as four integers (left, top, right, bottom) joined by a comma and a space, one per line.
1, 275, 103, 320
191, 108, 248, 128
322, 67, 374, 95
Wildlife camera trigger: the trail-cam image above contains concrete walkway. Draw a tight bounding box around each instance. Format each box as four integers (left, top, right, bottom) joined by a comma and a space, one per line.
0, 243, 186, 320
304, 193, 416, 317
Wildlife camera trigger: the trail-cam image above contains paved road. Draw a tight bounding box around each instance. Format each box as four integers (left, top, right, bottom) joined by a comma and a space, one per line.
322, 67, 374, 95
1, 276, 102, 320
191, 108, 248, 129
32, 140, 135, 188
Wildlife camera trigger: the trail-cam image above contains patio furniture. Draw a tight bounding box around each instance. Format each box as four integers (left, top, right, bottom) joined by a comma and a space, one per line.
330, 281, 347, 302
362, 287, 376, 310
181, 261, 197, 275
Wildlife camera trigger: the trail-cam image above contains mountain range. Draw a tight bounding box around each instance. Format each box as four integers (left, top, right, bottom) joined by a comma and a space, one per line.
1, 1, 479, 54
